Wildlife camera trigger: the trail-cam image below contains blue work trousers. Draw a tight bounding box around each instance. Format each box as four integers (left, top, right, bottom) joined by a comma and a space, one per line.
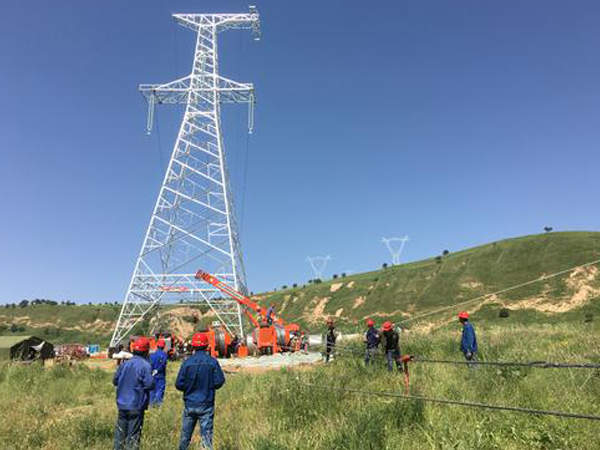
113, 409, 145, 450
179, 404, 215, 450
365, 347, 378, 366
150, 377, 166, 405
464, 351, 477, 369
386, 350, 402, 372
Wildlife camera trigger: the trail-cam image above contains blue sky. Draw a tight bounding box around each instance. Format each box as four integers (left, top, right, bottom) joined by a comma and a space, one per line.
0, 0, 598, 303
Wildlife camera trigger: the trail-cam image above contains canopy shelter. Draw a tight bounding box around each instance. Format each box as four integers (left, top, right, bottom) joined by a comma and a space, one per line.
0, 336, 54, 361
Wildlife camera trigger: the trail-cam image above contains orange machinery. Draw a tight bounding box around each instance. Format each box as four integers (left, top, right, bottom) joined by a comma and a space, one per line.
195, 270, 302, 355
196, 323, 236, 358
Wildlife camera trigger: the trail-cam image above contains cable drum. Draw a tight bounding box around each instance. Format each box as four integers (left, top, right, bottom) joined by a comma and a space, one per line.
215, 329, 227, 357
276, 325, 286, 349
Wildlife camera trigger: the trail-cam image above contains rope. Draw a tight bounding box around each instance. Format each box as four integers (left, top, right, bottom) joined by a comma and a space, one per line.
299, 383, 600, 421
412, 358, 600, 370
400, 257, 600, 324
239, 132, 250, 237
325, 344, 600, 370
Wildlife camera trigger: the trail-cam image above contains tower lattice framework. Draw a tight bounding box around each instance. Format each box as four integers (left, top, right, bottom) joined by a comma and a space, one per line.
111, 9, 260, 346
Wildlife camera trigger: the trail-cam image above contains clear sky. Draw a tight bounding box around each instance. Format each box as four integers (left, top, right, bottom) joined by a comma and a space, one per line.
0, 0, 598, 303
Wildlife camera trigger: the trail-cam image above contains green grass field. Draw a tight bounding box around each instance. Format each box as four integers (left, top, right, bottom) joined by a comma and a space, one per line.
1, 321, 599, 449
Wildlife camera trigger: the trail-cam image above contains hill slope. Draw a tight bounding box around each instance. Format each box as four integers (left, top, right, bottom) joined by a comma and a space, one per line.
257, 231, 600, 331
1, 231, 600, 342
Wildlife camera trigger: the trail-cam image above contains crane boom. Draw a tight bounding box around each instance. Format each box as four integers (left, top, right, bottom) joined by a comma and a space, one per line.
196, 270, 277, 323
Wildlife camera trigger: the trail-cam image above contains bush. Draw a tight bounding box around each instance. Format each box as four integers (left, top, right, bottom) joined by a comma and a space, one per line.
584, 312, 593, 323
499, 308, 510, 318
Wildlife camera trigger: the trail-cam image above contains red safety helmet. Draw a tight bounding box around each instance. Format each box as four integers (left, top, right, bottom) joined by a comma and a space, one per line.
192, 333, 209, 347
382, 321, 393, 331
133, 337, 150, 352
458, 311, 469, 320
366, 319, 375, 327
156, 339, 166, 348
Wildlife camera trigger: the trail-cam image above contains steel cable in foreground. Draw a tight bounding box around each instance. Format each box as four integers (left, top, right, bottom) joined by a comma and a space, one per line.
327, 344, 600, 370
411, 358, 600, 369
299, 383, 600, 421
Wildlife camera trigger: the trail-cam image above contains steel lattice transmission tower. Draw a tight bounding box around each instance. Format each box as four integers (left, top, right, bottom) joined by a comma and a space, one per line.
111, 8, 261, 346
381, 236, 409, 265
307, 256, 332, 281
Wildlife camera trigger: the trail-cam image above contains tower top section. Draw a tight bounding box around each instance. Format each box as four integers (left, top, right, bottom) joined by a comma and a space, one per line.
173, 6, 261, 40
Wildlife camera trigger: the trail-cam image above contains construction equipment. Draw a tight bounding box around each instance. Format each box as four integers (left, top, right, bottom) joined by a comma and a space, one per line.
195, 270, 303, 355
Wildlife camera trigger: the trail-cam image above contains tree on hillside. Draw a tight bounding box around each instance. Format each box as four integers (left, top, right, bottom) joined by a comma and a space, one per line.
443, 250, 450, 256
544, 226, 553, 233
18, 300, 29, 308
292, 284, 298, 288
382, 263, 388, 269
333, 274, 338, 279
435, 256, 442, 264
341, 273, 346, 278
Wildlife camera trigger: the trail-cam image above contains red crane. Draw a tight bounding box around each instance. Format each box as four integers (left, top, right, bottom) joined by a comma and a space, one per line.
195, 270, 302, 354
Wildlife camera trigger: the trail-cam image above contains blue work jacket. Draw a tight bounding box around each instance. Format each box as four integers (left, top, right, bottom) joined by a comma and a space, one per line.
176, 350, 225, 407
460, 322, 478, 353
113, 355, 155, 411
150, 349, 168, 379
365, 327, 380, 349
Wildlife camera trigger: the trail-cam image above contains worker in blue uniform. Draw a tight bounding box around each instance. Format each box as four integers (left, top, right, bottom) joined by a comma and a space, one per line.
176, 332, 225, 450
113, 337, 154, 450
149, 338, 168, 406
458, 311, 478, 367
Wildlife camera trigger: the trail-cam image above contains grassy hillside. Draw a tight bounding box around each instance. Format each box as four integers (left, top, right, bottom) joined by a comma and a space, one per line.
0, 304, 119, 345
1, 322, 599, 449
2, 231, 600, 343
258, 231, 600, 332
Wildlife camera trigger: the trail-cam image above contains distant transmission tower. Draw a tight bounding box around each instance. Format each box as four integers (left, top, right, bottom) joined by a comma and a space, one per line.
307, 256, 331, 280
381, 236, 409, 265
111, 8, 261, 346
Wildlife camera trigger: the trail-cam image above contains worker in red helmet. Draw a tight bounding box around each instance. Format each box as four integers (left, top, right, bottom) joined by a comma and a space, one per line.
149, 339, 168, 406
323, 318, 339, 363
380, 321, 402, 372
176, 332, 225, 450
363, 319, 380, 366
112, 337, 155, 450
458, 312, 478, 366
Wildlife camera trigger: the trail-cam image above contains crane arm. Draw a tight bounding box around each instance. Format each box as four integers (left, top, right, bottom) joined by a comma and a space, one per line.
195, 270, 272, 323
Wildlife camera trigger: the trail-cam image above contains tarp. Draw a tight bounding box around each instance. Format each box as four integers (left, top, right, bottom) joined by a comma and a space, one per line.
0, 336, 54, 361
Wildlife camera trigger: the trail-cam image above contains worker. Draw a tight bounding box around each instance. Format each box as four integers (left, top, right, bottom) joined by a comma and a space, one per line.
300, 331, 309, 352
363, 318, 380, 366
324, 318, 339, 363
176, 332, 225, 450
266, 304, 275, 325
458, 311, 478, 366
149, 339, 168, 406
112, 337, 154, 450
380, 321, 402, 372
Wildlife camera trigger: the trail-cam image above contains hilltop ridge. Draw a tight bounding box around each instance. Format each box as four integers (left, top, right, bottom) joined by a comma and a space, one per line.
1, 231, 599, 342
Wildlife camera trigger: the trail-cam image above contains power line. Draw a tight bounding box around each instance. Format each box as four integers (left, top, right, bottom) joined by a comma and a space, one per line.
326, 344, 600, 370
299, 383, 600, 421
400, 257, 600, 324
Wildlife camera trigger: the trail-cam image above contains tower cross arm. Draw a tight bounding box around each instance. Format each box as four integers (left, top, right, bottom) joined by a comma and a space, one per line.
140, 75, 255, 105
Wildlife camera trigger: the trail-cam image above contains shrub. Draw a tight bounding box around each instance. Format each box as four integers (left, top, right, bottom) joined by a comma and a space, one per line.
584, 312, 593, 323
499, 308, 510, 318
